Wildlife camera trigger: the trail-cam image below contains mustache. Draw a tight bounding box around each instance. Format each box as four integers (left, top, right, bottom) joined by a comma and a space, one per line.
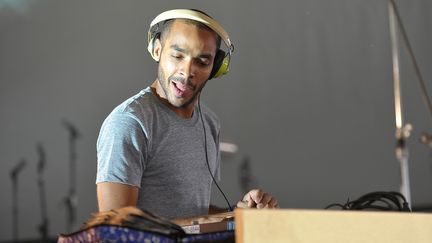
170, 75, 186, 84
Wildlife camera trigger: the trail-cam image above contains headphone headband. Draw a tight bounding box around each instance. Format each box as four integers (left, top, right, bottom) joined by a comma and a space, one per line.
148, 9, 232, 51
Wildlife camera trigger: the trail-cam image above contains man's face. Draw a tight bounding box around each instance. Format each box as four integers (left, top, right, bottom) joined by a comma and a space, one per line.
154, 20, 218, 108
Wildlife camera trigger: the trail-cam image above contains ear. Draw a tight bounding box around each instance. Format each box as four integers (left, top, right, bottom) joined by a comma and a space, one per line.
153, 38, 162, 62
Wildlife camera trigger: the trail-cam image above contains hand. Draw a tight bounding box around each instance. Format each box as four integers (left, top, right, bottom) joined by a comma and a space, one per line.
236, 189, 278, 209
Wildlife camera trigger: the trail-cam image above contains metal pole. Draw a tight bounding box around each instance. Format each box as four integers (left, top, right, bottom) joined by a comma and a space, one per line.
37, 143, 49, 241
388, 0, 412, 206
62, 120, 80, 232
10, 159, 26, 243
12, 177, 18, 243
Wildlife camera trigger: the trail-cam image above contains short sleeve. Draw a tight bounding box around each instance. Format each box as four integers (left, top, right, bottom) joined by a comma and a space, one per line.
96, 111, 148, 188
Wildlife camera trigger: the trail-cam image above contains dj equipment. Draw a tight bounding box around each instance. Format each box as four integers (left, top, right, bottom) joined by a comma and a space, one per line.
235, 208, 432, 243
147, 9, 234, 79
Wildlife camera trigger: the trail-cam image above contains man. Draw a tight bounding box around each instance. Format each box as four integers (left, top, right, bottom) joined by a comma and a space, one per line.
96, 9, 277, 219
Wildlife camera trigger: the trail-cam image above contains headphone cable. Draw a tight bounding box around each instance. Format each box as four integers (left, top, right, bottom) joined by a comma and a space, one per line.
198, 97, 233, 212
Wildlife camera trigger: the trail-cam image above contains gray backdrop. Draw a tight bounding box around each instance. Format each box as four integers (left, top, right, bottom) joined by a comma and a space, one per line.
1, 0, 431, 241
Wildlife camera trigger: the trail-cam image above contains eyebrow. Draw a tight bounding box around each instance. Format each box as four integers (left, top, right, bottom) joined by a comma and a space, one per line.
171, 44, 186, 53
170, 44, 213, 59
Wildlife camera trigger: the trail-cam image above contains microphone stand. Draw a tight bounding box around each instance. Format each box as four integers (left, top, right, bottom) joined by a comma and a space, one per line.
37, 143, 49, 241
62, 120, 80, 232
10, 159, 27, 243
386, 0, 432, 206
388, 0, 411, 206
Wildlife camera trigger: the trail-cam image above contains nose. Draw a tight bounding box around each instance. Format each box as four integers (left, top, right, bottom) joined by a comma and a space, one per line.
179, 59, 195, 80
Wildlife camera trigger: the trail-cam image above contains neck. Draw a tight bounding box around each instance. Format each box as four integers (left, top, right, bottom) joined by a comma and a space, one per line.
150, 80, 197, 119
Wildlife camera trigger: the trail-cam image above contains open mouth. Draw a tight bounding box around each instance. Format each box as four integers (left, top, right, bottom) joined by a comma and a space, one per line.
172, 81, 190, 98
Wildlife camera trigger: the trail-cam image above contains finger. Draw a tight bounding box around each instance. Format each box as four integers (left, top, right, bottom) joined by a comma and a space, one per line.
265, 197, 278, 209
246, 189, 264, 204
243, 189, 259, 202
248, 199, 257, 208
236, 201, 249, 208
257, 193, 272, 209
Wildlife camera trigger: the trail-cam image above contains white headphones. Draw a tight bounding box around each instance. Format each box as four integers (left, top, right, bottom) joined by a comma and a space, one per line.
147, 9, 234, 79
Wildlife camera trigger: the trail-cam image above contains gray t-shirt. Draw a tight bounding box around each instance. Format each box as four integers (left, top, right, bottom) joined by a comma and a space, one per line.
96, 87, 221, 219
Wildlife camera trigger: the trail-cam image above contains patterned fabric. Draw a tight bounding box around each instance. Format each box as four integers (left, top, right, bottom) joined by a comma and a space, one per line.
58, 226, 175, 243
58, 225, 234, 243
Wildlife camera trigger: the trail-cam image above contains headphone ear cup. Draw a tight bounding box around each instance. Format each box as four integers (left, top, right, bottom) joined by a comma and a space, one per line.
209, 50, 227, 79
147, 32, 160, 61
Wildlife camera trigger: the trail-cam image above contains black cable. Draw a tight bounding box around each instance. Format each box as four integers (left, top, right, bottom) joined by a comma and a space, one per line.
325, 191, 411, 212
197, 97, 233, 212
324, 203, 346, 210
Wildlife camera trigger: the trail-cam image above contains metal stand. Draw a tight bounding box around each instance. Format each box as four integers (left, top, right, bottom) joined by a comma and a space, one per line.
62, 120, 80, 232
387, 0, 422, 206
37, 143, 50, 241
388, 0, 432, 208
388, 0, 411, 206
10, 159, 27, 243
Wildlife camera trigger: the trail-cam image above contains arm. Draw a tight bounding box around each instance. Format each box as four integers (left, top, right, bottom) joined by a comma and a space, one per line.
96, 112, 146, 212
97, 182, 139, 212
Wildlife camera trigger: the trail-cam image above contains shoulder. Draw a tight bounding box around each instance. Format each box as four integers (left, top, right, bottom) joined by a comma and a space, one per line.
114, 88, 155, 116
107, 88, 160, 124
99, 88, 158, 137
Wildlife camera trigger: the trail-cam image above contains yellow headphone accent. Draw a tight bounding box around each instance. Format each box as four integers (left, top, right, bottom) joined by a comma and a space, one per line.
147, 9, 234, 79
